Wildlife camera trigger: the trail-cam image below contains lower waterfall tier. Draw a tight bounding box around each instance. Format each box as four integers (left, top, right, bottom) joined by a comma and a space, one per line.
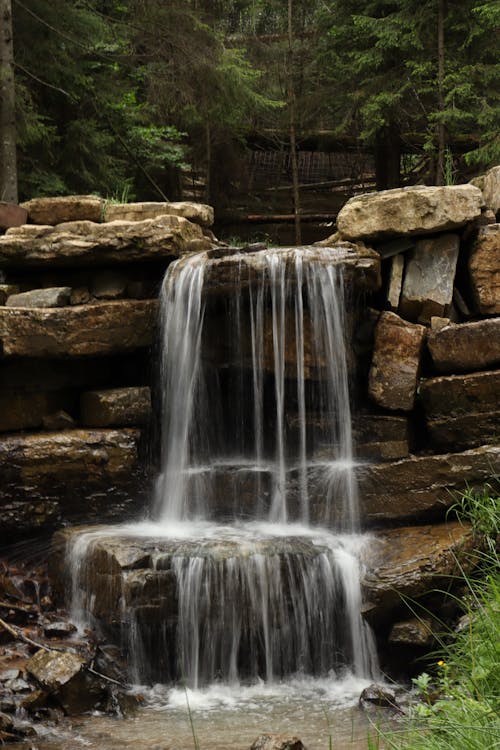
54, 523, 377, 687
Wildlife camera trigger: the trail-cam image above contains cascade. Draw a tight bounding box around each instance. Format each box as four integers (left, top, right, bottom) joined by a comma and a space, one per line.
68, 246, 378, 689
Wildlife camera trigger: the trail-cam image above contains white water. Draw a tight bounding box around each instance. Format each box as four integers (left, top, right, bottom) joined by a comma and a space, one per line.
68, 246, 379, 698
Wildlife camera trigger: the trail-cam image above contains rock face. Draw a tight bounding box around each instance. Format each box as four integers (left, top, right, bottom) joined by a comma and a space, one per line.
388, 617, 435, 647
105, 201, 214, 227
362, 521, 477, 623
80, 387, 151, 427
420, 370, 500, 451
0, 284, 20, 305
21, 195, 105, 224
0, 299, 158, 357
353, 414, 410, 460
427, 317, 500, 373
336, 184, 483, 241
469, 224, 500, 315
471, 166, 500, 214
0, 392, 73, 432
368, 312, 426, 411
357, 444, 500, 524
6, 287, 72, 308
400, 234, 459, 322
0, 215, 210, 268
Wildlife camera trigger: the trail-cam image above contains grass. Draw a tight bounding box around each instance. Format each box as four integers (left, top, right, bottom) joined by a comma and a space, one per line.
373, 483, 500, 750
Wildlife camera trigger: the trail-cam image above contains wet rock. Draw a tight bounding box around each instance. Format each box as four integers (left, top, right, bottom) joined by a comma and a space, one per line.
388, 617, 435, 647
43, 621, 77, 639
20, 689, 51, 712
368, 312, 426, 411
0, 284, 20, 305
5, 677, 30, 692
42, 410, 76, 431
419, 370, 500, 451
104, 200, 214, 227
70, 286, 91, 305
90, 270, 128, 300
0, 669, 21, 681
6, 287, 72, 308
359, 684, 397, 708
387, 253, 404, 311
357, 444, 499, 524
353, 413, 409, 460
0, 299, 158, 357
0, 214, 210, 268
0, 391, 69, 432
80, 387, 151, 427
471, 166, 500, 214
362, 521, 477, 623
21, 195, 105, 224
468, 224, 500, 315
26, 649, 102, 715
400, 234, 459, 322
250, 734, 307, 750
427, 317, 500, 373
336, 184, 483, 241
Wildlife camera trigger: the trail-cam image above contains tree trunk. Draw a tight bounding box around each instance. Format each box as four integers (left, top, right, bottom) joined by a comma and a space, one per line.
0, 0, 18, 203
375, 124, 401, 190
287, 0, 301, 245
436, 0, 446, 185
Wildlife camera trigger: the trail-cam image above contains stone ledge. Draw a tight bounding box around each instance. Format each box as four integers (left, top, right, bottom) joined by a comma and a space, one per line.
427, 317, 500, 373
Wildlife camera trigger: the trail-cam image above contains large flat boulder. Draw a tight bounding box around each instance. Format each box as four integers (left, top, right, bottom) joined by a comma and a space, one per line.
6, 287, 71, 308
468, 224, 500, 315
0, 299, 158, 357
368, 311, 426, 411
357, 444, 499, 524
419, 370, 500, 451
20, 195, 105, 225
336, 184, 483, 241
104, 201, 214, 227
0, 215, 210, 268
427, 317, 500, 373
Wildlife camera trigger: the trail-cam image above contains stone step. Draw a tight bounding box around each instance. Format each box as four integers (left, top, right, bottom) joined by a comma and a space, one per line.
427, 316, 500, 373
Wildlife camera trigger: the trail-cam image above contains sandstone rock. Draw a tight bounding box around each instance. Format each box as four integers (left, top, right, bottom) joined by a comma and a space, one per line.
359, 684, 397, 708
336, 184, 483, 241
0, 284, 19, 305
42, 410, 76, 431
0, 392, 65, 432
0, 299, 158, 357
70, 286, 90, 305
357, 444, 499, 524
0, 202, 28, 229
80, 387, 151, 427
400, 234, 459, 322
362, 522, 476, 623
427, 317, 500, 373
26, 649, 102, 715
21, 195, 104, 225
368, 312, 425, 411
249, 735, 306, 750
43, 622, 77, 639
0, 214, 210, 268
471, 166, 500, 214
104, 200, 214, 227
388, 617, 435, 647
6, 287, 72, 308
387, 253, 404, 311
90, 270, 128, 299
468, 224, 500, 315
353, 413, 409, 460
419, 370, 500, 451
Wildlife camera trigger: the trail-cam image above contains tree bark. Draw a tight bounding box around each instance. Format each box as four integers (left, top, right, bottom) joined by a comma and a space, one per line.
375, 124, 401, 190
287, 0, 301, 245
0, 0, 18, 203
436, 0, 446, 185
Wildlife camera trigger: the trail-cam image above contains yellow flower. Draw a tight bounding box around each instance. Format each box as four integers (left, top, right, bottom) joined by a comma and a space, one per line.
437, 660, 446, 667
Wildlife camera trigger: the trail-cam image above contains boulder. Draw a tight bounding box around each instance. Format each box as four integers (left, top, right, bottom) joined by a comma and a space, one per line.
336, 184, 483, 241
6, 287, 72, 308
249, 735, 307, 750
386, 253, 404, 311
80, 387, 151, 427
0, 285, 20, 305
468, 224, 500, 315
359, 684, 398, 708
0, 299, 158, 357
399, 234, 459, 322
21, 195, 105, 225
427, 317, 500, 373
368, 312, 426, 411
419, 370, 500, 451
26, 649, 102, 715
0, 214, 210, 268
362, 522, 477, 623
104, 201, 214, 227
357, 444, 499, 524
388, 617, 435, 647
471, 166, 500, 214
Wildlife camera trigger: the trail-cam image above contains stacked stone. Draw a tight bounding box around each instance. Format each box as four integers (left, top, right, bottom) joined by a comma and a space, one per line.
0, 197, 215, 538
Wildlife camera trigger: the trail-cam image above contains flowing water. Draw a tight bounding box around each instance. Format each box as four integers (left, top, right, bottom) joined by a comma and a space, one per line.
65, 247, 380, 740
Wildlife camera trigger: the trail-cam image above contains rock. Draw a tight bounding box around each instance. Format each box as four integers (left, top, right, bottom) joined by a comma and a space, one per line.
368, 312, 426, 411
249, 735, 307, 750
419, 370, 500, 451
357, 444, 499, 524
427, 317, 500, 373
43, 621, 77, 638
0, 214, 211, 268
471, 166, 500, 214
0, 202, 28, 229
0, 284, 20, 305
90, 270, 128, 300
468, 224, 500, 315
5, 677, 30, 692
21, 195, 105, 224
336, 184, 483, 241
0, 299, 158, 357
359, 684, 397, 708
126, 279, 154, 299
399, 234, 460, 322
388, 617, 435, 647
353, 413, 409, 460
70, 286, 91, 305
80, 387, 151, 427
6, 287, 72, 308
0, 669, 21, 682
387, 253, 404, 311
104, 201, 214, 227
26, 649, 102, 715
42, 411, 77, 431
0, 392, 66, 432
362, 521, 477, 623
